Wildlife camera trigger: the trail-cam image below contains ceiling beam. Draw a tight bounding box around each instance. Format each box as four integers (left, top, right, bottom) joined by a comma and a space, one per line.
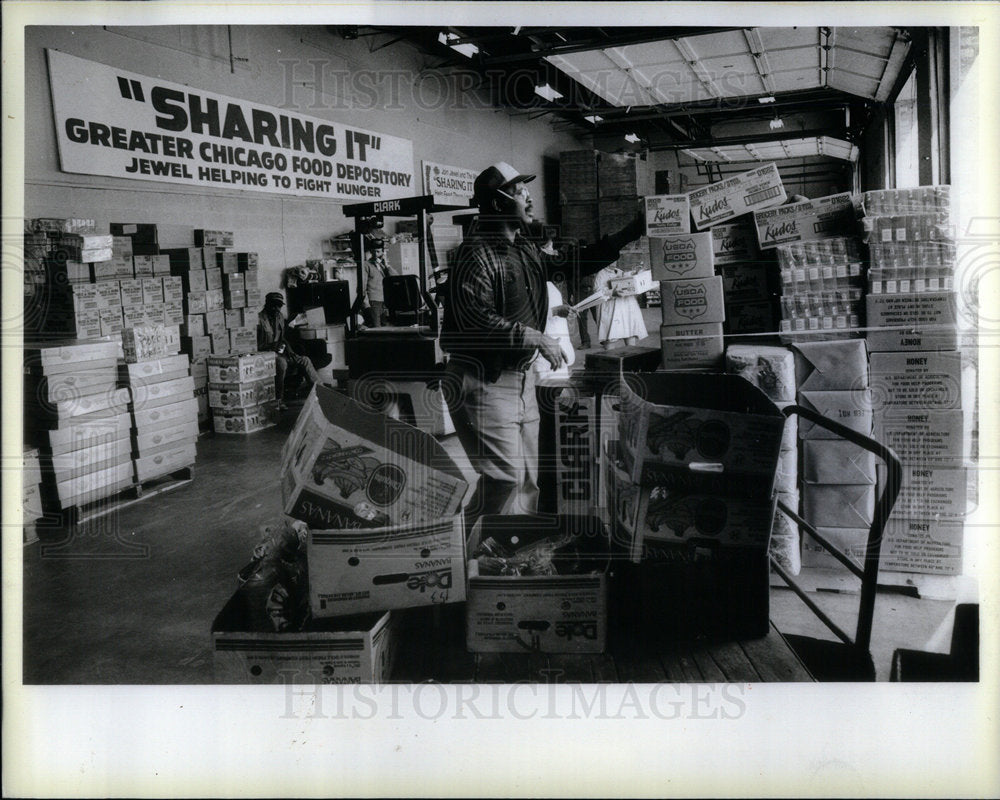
650, 127, 850, 151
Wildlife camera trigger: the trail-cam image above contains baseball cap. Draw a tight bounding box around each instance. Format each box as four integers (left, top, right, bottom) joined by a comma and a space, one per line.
265, 291, 285, 305
473, 161, 536, 205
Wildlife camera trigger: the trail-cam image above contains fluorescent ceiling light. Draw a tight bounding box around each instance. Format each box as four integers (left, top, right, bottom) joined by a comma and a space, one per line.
769, 117, 784, 130
584, 114, 603, 124
624, 132, 641, 143
758, 96, 776, 104
438, 31, 479, 58
533, 83, 564, 102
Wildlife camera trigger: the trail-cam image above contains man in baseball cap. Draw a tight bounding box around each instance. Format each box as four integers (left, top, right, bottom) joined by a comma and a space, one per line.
257, 290, 322, 409
441, 159, 644, 524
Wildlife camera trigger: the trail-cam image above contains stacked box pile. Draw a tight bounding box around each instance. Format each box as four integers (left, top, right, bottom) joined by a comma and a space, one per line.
207, 351, 279, 434
649, 231, 725, 369
23, 446, 44, 542
725, 344, 800, 574
598, 153, 647, 238
24, 340, 132, 514
774, 236, 866, 341
120, 351, 198, 483
558, 150, 599, 243
712, 220, 778, 336
861, 186, 966, 575
792, 339, 876, 572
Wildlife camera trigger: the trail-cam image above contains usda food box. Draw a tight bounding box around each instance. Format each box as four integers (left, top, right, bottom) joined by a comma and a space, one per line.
659, 323, 724, 370
212, 594, 397, 684
687, 163, 786, 230
619, 372, 785, 482
752, 193, 855, 250
308, 515, 466, 618
658, 276, 725, 326
648, 232, 714, 280
465, 515, 610, 654
280, 385, 471, 530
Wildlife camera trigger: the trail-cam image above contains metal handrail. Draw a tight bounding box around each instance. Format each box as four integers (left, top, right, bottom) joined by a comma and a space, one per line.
771, 404, 902, 657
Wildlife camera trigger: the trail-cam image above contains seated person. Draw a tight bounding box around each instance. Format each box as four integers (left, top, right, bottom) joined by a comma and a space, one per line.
256, 291, 322, 409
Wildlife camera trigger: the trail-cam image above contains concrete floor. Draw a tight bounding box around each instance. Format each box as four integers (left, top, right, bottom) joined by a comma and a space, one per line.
20, 306, 968, 683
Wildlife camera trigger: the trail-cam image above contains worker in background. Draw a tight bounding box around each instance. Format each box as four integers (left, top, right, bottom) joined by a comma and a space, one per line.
441, 161, 644, 523
257, 291, 322, 410
362, 232, 394, 328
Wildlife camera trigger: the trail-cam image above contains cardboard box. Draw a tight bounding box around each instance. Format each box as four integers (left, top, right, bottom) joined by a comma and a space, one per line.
873, 410, 965, 464
865, 292, 958, 352
205, 309, 227, 334
182, 335, 212, 360
132, 397, 199, 431
687, 163, 786, 230
386, 241, 420, 276
48, 460, 133, 506
24, 368, 118, 404
711, 222, 760, 265
34, 385, 131, 423
209, 377, 275, 409
186, 291, 208, 315
224, 288, 247, 310
133, 418, 199, 455
753, 193, 855, 250
139, 277, 164, 306
134, 442, 196, 482
236, 252, 258, 271
308, 515, 466, 618
229, 327, 257, 354
719, 263, 771, 303
648, 232, 714, 280
210, 333, 230, 355
46, 436, 132, 483
216, 251, 239, 274
211, 401, 280, 434
204, 268, 223, 291
128, 375, 195, 411
609, 269, 655, 296
465, 514, 609, 654
206, 289, 225, 312
31, 411, 130, 455
121, 325, 180, 363
182, 270, 208, 293
880, 518, 963, 575
212, 595, 397, 684
195, 229, 234, 249
163, 301, 184, 326
801, 526, 868, 571
793, 338, 869, 391
869, 351, 963, 412
280, 385, 471, 530
225, 309, 245, 329
797, 389, 873, 440
724, 300, 777, 335
132, 254, 155, 277
207, 352, 276, 384
224, 273, 245, 295
151, 255, 171, 275
118, 278, 143, 308
803, 483, 875, 529
162, 276, 184, 304
120, 353, 189, 383
33, 217, 96, 234
658, 276, 726, 326
619, 372, 785, 481
163, 247, 203, 272
645, 195, 691, 236
802, 439, 877, 484
659, 322, 724, 369
890, 465, 968, 518
554, 391, 597, 516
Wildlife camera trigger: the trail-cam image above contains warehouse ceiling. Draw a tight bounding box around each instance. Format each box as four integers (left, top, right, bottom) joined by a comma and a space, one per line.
360, 25, 920, 164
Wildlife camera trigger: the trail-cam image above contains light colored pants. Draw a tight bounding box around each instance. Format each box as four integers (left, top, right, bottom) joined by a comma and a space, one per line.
275, 351, 321, 400
445, 360, 540, 521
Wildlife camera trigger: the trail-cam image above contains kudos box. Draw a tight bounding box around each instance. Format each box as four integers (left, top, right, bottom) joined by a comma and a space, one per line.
280, 385, 471, 530
687, 163, 786, 230
711, 222, 760, 265
658, 276, 725, 326
648, 232, 714, 280
308, 515, 466, 618
645, 194, 691, 236
752, 193, 856, 250
465, 515, 610, 654
212, 595, 397, 684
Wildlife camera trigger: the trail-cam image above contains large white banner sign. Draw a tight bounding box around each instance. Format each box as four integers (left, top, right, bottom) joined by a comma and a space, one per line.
422, 160, 476, 207
47, 49, 416, 201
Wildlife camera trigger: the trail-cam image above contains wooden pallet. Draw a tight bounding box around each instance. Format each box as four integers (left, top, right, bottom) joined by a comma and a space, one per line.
62, 465, 194, 526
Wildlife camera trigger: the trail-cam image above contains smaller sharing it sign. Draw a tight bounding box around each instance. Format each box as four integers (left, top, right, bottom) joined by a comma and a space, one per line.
47, 49, 416, 201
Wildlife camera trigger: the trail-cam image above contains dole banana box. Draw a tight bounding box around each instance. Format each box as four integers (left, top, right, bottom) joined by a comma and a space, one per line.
687, 163, 786, 230
752, 192, 856, 250
619, 372, 785, 483
212, 597, 397, 685
308, 515, 466, 618
465, 515, 610, 654
658, 276, 726, 327
648, 232, 714, 280
280, 385, 471, 530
